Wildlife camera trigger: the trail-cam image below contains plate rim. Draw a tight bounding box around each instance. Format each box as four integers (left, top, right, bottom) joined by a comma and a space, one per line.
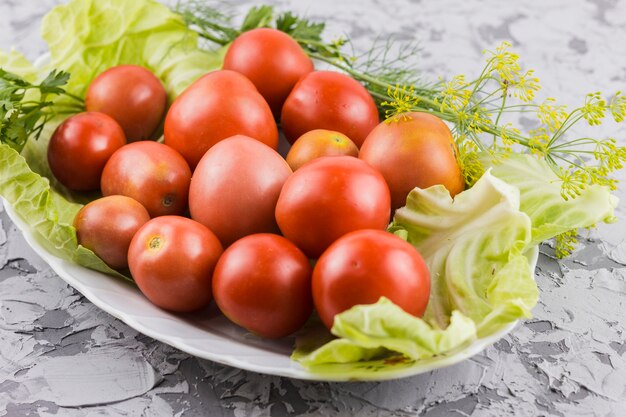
2, 197, 536, 381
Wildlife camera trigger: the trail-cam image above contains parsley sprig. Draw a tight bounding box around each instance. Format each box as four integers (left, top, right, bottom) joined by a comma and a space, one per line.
0, 68, 83, 152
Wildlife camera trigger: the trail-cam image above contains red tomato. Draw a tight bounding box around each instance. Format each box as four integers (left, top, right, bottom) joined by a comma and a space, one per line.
223, 28, 314, 117
85, 65, 167, 141
313, 229, 430, 330
285, 129, 359, 171
128, 216, 223, 312
275, 156, 390, 258
74, 195, 150, 270
48, 112, 126, 191
359, 112, 465, 210
212, 234, 313, 338
281, 71, 379, 147
189, 135, 292, 247
164, 70, 278, 169
101, 142, 191, 217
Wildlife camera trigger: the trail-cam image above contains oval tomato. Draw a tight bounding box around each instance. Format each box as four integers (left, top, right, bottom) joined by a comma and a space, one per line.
359, 112, 465, 210
74, 195, 150, 270
212, 234, 313, 338
128, 216, 223, 312
48, 112, 126, 191
164, 70, 278, 169
275, 156, 390, 258
285, 129, 359, 171
101, 142, 191, 217
85, 65, 167, 141
189, 135, 292, 247
223, 28, 313, 117
281, 71, 379, 146
313, 229, 430, 330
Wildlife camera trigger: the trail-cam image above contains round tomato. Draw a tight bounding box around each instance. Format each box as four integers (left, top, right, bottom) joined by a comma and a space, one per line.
189, 135, 292, 247
313, 229, 430, 330
48, 112, 126, 191
285, 129, 359, 171
164, 70, 278, 169
212, 234, 313, 338
281, 71, 379, 146
101, 142, 191, 217
85, 65, 167, 141
74, 195, 150, 270
128, 216, 223, 312
275, 156, 390, 258
223, 28, 314, 117
359, 112, 465, 210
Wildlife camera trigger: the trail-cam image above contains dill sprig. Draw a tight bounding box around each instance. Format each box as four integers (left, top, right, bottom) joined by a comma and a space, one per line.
0, 68, 83, 152
177, 1, 436, 114
178, 2, 626, 257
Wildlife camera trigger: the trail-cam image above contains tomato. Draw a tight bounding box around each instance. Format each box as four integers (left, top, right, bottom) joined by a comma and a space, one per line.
128, 216, 223, 312
101, 142, 191, 217
47, 112, 126, 191
223, 28, 314, 117
212, 234, 313, 338
281, 71, 379, 147
189, 135, 292, 247
359, 112, 465, 210
275, 156, 390, 258
285, 129, 359, 171
164, 70, 278, 169
85, 65, 167, 142
74, 195, 150, 270
312, 229, 430, 330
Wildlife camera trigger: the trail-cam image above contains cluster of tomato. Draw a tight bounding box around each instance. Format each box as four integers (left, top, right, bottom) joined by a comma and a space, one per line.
48, 28, 464, 338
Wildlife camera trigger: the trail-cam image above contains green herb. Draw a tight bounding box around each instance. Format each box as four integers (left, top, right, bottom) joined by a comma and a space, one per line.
178, 2, 626, 257
0, 69, 83, 152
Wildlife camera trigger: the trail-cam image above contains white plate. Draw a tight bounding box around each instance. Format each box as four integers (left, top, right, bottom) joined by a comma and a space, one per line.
3, 199, 538, 381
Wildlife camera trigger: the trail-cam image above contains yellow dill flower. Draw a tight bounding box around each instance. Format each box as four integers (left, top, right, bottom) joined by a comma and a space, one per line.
486, 41, 521, 84
609, 91, 626, 122
528, 127, 550, 157
437, 75, 471, 112
456, 139, 484, 187
558, 167, 590, 200
581, 92, 606, 125
555, 228, 579, 258
382, 84, 420, 121
538, 98, 568, 132
512, 70, 540, 102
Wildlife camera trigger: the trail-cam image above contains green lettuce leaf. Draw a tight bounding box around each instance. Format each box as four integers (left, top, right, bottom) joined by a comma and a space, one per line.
41, 0, 223, 102
390, 170, 536, 335
0, 0, 224, 280
0, 144, 131, 282
294, 298, 476, 367
483, 153, 619, 245
295, 171, 537, 369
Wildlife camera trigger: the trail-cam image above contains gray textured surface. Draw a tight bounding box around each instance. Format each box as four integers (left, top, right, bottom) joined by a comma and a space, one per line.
1, 0, 626, 416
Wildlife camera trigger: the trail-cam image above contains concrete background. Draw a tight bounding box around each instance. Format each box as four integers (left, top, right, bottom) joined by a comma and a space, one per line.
1, 0, 626, 415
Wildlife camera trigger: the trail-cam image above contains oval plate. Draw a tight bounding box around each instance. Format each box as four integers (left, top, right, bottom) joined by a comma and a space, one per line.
3, 199, 538, 381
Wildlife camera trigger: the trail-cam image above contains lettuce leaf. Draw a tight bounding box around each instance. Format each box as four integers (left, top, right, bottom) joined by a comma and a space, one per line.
483, 153, 619, 245
41, 0, 223, 102
0, 0, 224, 280
0, 144, 131, 282
295, 171, 537, 368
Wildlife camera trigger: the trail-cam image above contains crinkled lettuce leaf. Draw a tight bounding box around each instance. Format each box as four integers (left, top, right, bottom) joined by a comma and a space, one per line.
296, 155, 618, 372
0, 0, 224, 280
483, 153, 619, 245
41, 0, 223, 102
294, 298, 476, 367
0, 144, 131, 282
295, 171, 537, 369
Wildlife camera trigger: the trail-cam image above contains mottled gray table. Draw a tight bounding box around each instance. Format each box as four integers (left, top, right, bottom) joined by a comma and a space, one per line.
1, 0, 626, 416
